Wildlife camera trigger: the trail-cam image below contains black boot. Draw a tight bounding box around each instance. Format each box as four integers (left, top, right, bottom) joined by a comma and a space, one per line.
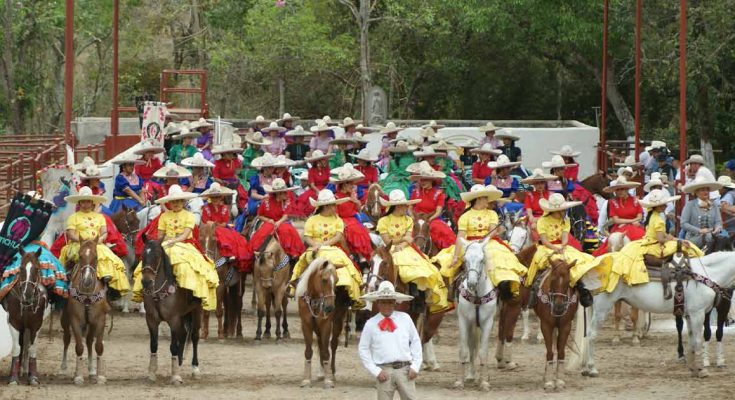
576, 282, 593, 308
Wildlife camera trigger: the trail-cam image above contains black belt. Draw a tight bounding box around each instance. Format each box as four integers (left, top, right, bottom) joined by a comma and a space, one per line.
379, 361, 411, 369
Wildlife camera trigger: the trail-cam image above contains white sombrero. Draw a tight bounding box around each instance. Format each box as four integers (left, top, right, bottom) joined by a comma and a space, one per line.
262, 121, 287, 134
683, 154, 706, 166
330, 131, 359, 146
309, 189, 350, 208
542, 155, 571, 170
431, 140, 458, 153
211, 144, 242, 155
683, 176, 723, 194
320, 116, 339, 126
264, 178, 298, 193
614, 155, 642, 167
387, 140, 417, 153
340, 117, 360, 128
521, 168, 556, 184
164, 122, 182, 137
639, 189, 681, 209
350, 148, 379, 162
355, 124, 375, 133
244, 131, 273, 146
285, 125, 313, 137
603, 176, 640, 193
379, 122, 403, 135
469, 143, 502, 156
172, 127, 201, 140
153, 163, 192, 179
155, 184, 198, 204
249, 115, 271, 126
717, 175, 735, 190
643, 177, 667, 193
418, 127, 436, 138
73, 156, 97, 172
406, 161, 446, 180
78, 165, 112, 180
539, 193, 582, 212
133, 140, 166, 155
330, 163, 365, 184
422, 120, 445, 130
478, 122, 501, 133
189, 118, 214, 130
488, 154, 521, 169
379, 189, 421, 207
305, 149, 332, 162
200, 182, 235, 197
251, 153, 280, 169
277, 113, 300, 123
64, 186, 106, 204
495, 129, 520, 141
181, 152, 215, 168
111, 153, 145, 165
413, 146, 446, 159
460, 184, 503, 203
616, 166, 635, 178
360, 281, 413, 303
550, 145, 581, 158
310, 119, 334, 133
275, 154, 296, 168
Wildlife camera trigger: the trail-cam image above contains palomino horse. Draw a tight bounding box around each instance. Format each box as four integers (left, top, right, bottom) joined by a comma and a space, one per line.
110, 205, 140, 313
199, 222, 243, 340
2, 248, 47, 385
140, 238, 203, 385
412, 213, 439, 258
253, 237, 290, 340
362, 183, 383, 223
453, 239, 497, 391
297, 258, 349, 389
61, 240, 111, 385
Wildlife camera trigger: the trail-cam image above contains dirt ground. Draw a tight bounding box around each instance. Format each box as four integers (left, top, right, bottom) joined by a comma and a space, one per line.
2, 286, 735, 400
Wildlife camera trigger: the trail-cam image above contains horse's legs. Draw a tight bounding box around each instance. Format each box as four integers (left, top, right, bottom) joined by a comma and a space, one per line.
612, 301, 622, 345
60, 312, 71, 375
146, 313, 160, 383
191, 307, 202, 379
329, 307, 348, 387
168, 317, 184, 385
540, 320, 555, 391
584, 296, 614, 377
71, 315, 86, 385
322, 315, 337, 389
454, 307, 471, 389
676, 315, 685, 361
630, 306, 640, 345
236, 277, 244, 338
216, 285, 225, 339
8, 325, 21, 385
686, 312, 708, 378
715, 298, 730, 367
274, 286, 286, 340
281, 295, 290, 339
264, 292, 272, 339
555, 311, 575, 390
478, 307, 495, 392
300, 306, 314, 387
93, 316, 106, 385
520, 309, 531, 341
255, 285, 265, 340
498, 300, 522, 370
86, 325, 96, 380
423, 313, 443, 371
201, 311, 210, 340
702, 311, 712, 367
27, 329, 40, 385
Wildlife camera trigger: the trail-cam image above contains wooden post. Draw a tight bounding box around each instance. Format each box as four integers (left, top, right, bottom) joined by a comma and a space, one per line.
600, 0, 609, 172
63, 0, 75, 163
111, 0, 120, 137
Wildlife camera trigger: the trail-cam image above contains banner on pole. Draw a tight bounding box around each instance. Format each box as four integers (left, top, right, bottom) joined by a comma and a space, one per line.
140, 101, 167, 146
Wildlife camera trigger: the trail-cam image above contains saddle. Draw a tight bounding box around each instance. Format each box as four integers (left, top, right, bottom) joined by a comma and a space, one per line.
643, 241, 691, 316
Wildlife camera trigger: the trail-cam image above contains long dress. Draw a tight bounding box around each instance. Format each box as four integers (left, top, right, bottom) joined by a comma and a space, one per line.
409, 186, 456, 250
594, 196, 645, 255
290, 214, 362, 304
132, 209, 219, 310
432, 208, 527, 296
58, 211, 131, 294
249, 193, 305, 259
247, 174, 273, 216
168, 144, 198, 164
294, 166, 331, 217
213, 159, 248, 211
355, 164, 379, 201
376, 214, 449, 313
524, 190, 550, 241
135, 158, 163, 182
201, 203, 252, 273
472, 161, 493, 183
240, 147, 264, 184
335, 192, 373, 261
379, 153, 415, 198
108, 173, 144, 213
0, 243, 68, 299
188, 175, 213, 194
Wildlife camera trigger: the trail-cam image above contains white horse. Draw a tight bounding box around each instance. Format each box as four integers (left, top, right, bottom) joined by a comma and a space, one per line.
454, 239, 497, 391
577, 251, 735, 378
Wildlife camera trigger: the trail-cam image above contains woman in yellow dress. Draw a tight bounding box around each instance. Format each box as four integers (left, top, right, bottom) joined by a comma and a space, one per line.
526, 193, 612, 306
432, 184, 528, 298
59, 186, 130, 299
289, 189, 363, 306
610, 189, 704, 290
132, 185, 219, 311
376, 189, 450, 313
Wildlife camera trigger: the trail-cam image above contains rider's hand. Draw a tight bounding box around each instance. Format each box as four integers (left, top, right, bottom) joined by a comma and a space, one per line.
699, 228, 711, 234
408, 368, 418, 380
137, 198, 147, 206
377, 370, 389, 383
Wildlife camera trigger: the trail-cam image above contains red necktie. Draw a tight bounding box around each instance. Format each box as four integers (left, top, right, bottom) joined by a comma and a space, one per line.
378, 317, 397, 332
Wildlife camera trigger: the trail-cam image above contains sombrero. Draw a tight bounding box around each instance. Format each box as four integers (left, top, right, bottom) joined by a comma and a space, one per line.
379, 122, 403, 135
387, 140, 417, 153
321, 116, 339, 126
550, 145, 581, 158
340, 117, 360, 128
274, 155, 296, 168
172, 127, 201, 140
164, 122, 182, 137
431, 140, 458, 152
521, 168, 556, 184
211, 144, 242, 155
181, 152, 215, 168
153, 163, 192, 179
285, 125, 313, 137
469, 143, 502, 156
133, 140, 166, 155
495, 129, 520, 141
199, 182, 235, 197
616, 166, 634, 177
355, 124, 375, 133
261, 121, 287, 134
413, 146, 446, 159
379, 189, 421, 207
717, 175, 735, 190
310, 119, 333, 133
682, 176, 723, 194
111, 153, 145, 165
251, 153, 280, 169
683, 154, 706, 166
78, 165, 112, 180
249, 115, 271, 126
155, 184, 198, 204
542, 155, 571, 170
189, 118, 214, 130
309, 189, 349, 208
244, 131, 273, 146
488, 154, 521, 169
614, 155, 641, 167
64, 186, 106, 204
639, 189, 681, 209
418, 127, 436, 138
330, 163, 365, 184
603, 176, 640, 193
422, 120, 445, 130
264, 178, 298, 193
643, 177, 666, 193
350, 148, 379, 162
406, 161, 446, 180
539, 193, 582, 212
460, 184, 503, 203
277, 113, 299, 124
478, 122, 501, 133
305, 149, 332, 163
330, 131, 358, 146
73, 156, 96, 172
360, 281, 413, 303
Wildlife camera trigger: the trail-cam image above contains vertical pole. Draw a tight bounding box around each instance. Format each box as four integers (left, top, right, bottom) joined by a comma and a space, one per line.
676, 0, 687, 229
63, 0, 75, 164
634, 0, 642, 162
600, 0, 609, 172
111, 0, 120, 137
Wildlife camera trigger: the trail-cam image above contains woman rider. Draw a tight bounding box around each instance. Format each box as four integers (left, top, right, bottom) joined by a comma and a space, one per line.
108, 153, 147, 213
470, 143, 502, 185
331, 164, 373, 266
262, 122, 288, 156
294, 149, 332, 217
167, 127, 200, 164
212, 144, 249, 212
681, 176, 725, 250
377, 122, 403, 170
247, 153, 279, 216
521, 168, 556, 240
134, 140, 166, 182
487, 154, 523, 213
191, 118, 215, 161
181, 153, 214, 194
350, 148, 380, 202
249, 178, 305, 261
595, 176, 644, 254
329, 132, 357, 169
406, 160, 456, 251
378, 140, 416, 198
240, 131, 272, 185
550, 145, 581, 183
200, 183, 252, 273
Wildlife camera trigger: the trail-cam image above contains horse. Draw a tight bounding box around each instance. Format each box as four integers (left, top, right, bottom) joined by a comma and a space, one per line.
297, 258, 350, 389
199, 222, 243, 340
579, 173, 612, 200
139, 237, 203, 385
110, 205, 140, 313
606, 232, 648, 346
412, 213, 438, 258
60, 240, 111, 385
363, 183, 383, 223
453, 239, 497, 391
2, 248, 47, 385
253, 237, 290, 341
576, 251, 735, 379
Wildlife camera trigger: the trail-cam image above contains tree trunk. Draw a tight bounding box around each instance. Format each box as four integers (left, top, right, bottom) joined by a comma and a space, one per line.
695, 85, 716, 171
358, 0, 371, 121
278, 77, 285, 117
1, 0, 22, 133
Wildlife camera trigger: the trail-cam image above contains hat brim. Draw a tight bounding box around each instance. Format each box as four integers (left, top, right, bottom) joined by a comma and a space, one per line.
262, 127, 288, 134
64, 194, 107, 204
181, 160, 215, 168
212, 147, 242, 155
191, 121, 214, 129
640, 195, 681, 209
539, 200, 583, 212
521, 175, 556, 184
683, 158, 705, 166
285, 130, 314, 137
133, 146, 166, 155
355, 127, 376, 133
277, 116, 300, 123
378, 197, 422, 207
350, 154, 379, 162
495, 134, 520, 141
413, 151, 447, 158
422, 124, 445, 129
602, 182, 641, 193
305, 154, 332, 163
360, 291, 413, 303
460, 190, 503, 203
470, 148, 503, 155
244, 138, 273, 146
488, 161, 521, 169
479, 126, 500, 133
309, 197, 350, 208
264, 185, 298, 193
542, 162, 571, 170
551, 151, 581, 157
111, 158, 145, 165
78, 172, 112, 180
248, 119, 271, 126
683, 182, 723, 194
172, 132, 202, 139
388, 146, 417, 153
380, 128, 403, 135
155, 193, 198, 204
200, 190, 235, 197
330, 139, 358, 146
643, 181, 668, 192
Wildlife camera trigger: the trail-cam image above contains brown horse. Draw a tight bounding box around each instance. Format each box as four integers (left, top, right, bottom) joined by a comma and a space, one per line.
363, 183, 383, 223
579, 172, 612, 200
412, 213, 439, 258
297, 258, 349, 389
110, 205, 140, 313
140, 237, 203, 385
253, 236, 290, 340
61, 240, 111, 385
199, 222, 243, 339
2, 248, 47, 385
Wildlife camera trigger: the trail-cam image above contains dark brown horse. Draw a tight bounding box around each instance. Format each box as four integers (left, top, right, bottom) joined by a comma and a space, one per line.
110, 204, 140, 313
2, 248, 47, 385
253, 237, 290, 340
199, 222, 243, 339
297, 258, 349, 389
362, 183, 383, 223
140, 237, 203, 385
61, 240, 111, 385
412, 213, 439, 258
579, 172, 612, 200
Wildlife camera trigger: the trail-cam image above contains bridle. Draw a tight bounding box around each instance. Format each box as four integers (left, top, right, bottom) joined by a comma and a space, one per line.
141, 250, 176, 300
537, 261, 577, 318
117, 208, 140, 243
10, 265, 47, 315
302, 267, 336, 319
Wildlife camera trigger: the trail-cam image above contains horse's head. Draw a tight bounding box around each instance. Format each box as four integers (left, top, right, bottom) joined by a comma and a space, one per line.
140, 236, 170, 291
412, 213, 432, 253
312, 260, 338, 314
459, 237, 489, 295
581, 173, 612, 199
364, 184, 383, 222
17, 247, 43, 306
369, 245, 396, 291
199, 222, 218, 261
112, 205, 140, 239
254, 240, 284, 289
76, 240, 99, 294
546, 257, 577, 317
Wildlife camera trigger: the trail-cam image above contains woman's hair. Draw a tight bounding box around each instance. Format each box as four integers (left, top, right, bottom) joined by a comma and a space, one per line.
644, 209, 657, 227
459, 199, 477, 218
314, 205, 324, 215
386, 206, 396, 215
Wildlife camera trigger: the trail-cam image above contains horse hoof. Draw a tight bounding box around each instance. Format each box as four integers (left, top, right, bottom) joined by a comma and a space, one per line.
263, 332, 271, 339
171, 375, 183, 385
480, 381, 491, 391
217, 334, 225, 340
29, 376, 40, 386
300, 379, 311, 388
430, 364, 441, 372
323, 379, 334, 389
696, 369, 710, 378
73, 376, 84, 385
192, 366, 201, 379
611, 336, 620, 345
677, 355, 686, 363
502, 362, 517, 371
97, 376, 106, 385
147, 374, 157, 383
452, 380, 464, 389
586, 369, 599, 378
8, 380, 18, 386
544, 381, 555, 391
632, 336, 640, 346
555, 379, 565, 390
521, 335, 529, 342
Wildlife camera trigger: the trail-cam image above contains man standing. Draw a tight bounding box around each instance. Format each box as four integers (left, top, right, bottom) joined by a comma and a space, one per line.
359, 282, 422, 400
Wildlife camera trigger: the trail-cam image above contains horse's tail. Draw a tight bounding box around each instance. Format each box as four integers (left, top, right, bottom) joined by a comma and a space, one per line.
566, 305, 588, 371
183, 312, 194, 359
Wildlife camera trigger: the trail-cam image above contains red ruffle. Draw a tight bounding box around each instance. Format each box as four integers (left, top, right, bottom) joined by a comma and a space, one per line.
293, 189, 317, 218
249, 222, 306, 259
343, 217, 373, 260
214, 226, 252, 272
429, 219, 456, 250
593, 224, 645, 256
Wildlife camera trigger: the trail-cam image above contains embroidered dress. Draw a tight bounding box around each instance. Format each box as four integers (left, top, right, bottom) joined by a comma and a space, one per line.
109, 173, 144, 213
247, 174, 274, 216
188, 175, 213, 194
168, 144, 198, 164
51, 212, 128, 259
335, 191, 373, 260
564, 163, 580, 181
58, 211, 130, 294
0, 243, 68, 299
379, 153, 415, 198
294, 166, 331, 217
249, 193, 305, 258
196, 132, 214, 161
594, 196, 646, 255
240, 147, 264, 183
263, 136, 287, 156
201, 203, 252, 273
376, 214, 448, 313
355, 165, 379, 201
471, 161, 493, 183
309, 136, 331, 154
213, 159, 248, 211
409, 186, 456, 250
135, 158, 163, 182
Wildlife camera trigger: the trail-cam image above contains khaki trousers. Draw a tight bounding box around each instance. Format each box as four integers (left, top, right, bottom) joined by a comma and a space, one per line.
376, 365, 417, 400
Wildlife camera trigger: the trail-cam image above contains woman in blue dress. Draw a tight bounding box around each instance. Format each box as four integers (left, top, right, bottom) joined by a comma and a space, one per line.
247, 153, 278, 216
181, 152, 214, 194
108, 153, 147, 213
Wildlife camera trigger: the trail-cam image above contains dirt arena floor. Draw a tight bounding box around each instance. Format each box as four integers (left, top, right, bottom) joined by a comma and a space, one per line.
2, 286, 735, 400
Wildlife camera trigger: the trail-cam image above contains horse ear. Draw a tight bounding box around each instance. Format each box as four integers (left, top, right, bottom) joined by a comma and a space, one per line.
122, 204, 128, 212
457, 237, 468, 249
19, 247, 26, 257
35, 247, 43, 258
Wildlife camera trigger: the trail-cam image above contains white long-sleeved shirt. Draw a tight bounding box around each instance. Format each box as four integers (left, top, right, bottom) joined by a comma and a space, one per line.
358, 311, 422, 377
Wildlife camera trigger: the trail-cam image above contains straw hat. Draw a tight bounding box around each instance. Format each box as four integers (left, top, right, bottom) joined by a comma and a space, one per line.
406, 161, 446, 180
274, 154, 296, 168
211, 144, 242, 155
639, 189, 681, 209
603, 176, 641, 193
614, 155, 641, 167
305, 149, 332, 163
249, 115, 271, 126
64, 186, 107, 204
330, 131, 358, 146
539, 193, 582, 213
683, 154, 706, 166
164, 122, 182, 137
379, 122, 403, 135
460, 184, 503, 203
251, 153, 280, 169
418, 127, 436, 138
350, 148, 379, 162
133, 140, 166, 155
413, 146, 446, 159
387, 140, 417, 153
340, 117, 360, 128
321, 116, 339, 126
172, 127, 201, 140
431, 140, 458, 152
542, 155, 571, 170
111, 153, 145, 165
422, 120, 445, 130
643, 177, 667, 193
355, 124, 375, 133
379, 189, 421, 207
78, 165, 112, 180
181, 152, 215, 168
264, 178, 298, 193
683, 176, 723, 194
488, 154, 521, 169
153, 163, 192, 179
360, 281, 413, 303
310, 119, 333, 134
285, 125, 313, 137
330, 163, 365, 184
277, 113, 299, 123
521, 168, 556, 184
73, 156, 96, 172
470, 143, 502, 156
155, 184, 198, 204
309, 189, 349, 208
478, 122, 501, 133
717, 175, 735, 190
550, 145, 581, 158
200, 182, 235, 198
190, 118, 214, 130
650, 140, 667, 150
616, 166, 634, 177
495, 129, 520, 141
262, 121, 287, 134
244, 131, 274, 146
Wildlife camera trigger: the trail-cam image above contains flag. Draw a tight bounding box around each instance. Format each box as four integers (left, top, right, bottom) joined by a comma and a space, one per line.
0, 193, 53, 271
140, 101, 167, 146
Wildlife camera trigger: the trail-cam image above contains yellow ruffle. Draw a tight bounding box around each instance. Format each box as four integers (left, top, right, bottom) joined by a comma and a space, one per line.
485, 240, 527, 286
392, 246, 448, 313
291, 246, 363, 304
60, 242, 130, 294
432, 245, 462, 281
132, 243, 219, 311
527, 244, 612, 289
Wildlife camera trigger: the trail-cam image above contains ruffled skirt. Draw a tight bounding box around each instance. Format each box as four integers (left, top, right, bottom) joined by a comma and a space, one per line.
291, 246, 362, 304
526, 243, 612, 291
59, 242, 130, 294
392, 244, 448, 313
249, 222, 305, 259
213, 226, 252, 273
0, 244, 68, 299
343, 216, 373, 260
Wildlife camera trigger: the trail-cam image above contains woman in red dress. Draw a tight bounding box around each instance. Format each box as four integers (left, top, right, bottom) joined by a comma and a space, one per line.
595, 177, 644, 254
550, 145, 581, 182
274, 155, 294, 186
249, 178, 305, 260
521, 168, 556, 241
200, 183, 252, 272
294, 150, 332, 217
407, 161, 456, 250
331, 164, 373, 263
212, 144, 249, 212
350, 148, 380, 202
152, 163, 191, 198
133, 140, 165, 182
469, 143, 502, 185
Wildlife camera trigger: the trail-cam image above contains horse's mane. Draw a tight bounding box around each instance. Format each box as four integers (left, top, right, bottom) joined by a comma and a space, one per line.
295, 257, 329, 298
144, 240, 174, 282
516, 245, 537, 268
